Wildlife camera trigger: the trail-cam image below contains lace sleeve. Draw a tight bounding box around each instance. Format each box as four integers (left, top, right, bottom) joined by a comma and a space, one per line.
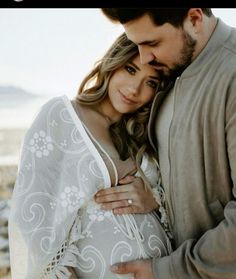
8, 97, 104, 279
40, 216, 84, 279
141, 155, 174, 240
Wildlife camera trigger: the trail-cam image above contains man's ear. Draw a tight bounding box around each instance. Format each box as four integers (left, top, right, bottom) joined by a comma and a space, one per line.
187, 8, 204, 33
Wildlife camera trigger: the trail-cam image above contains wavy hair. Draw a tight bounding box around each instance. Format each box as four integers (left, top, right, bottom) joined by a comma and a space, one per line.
75, 32, 159, 190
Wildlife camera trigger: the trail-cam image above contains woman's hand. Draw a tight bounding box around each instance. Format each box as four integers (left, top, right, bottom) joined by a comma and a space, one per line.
94, 175, 159, 214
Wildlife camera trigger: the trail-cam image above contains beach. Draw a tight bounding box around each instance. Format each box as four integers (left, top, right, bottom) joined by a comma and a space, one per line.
0, 93, 48, 279
0, 129, 24, 279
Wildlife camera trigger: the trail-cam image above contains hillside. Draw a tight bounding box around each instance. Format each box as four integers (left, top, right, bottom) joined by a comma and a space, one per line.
0, 86, 39, 106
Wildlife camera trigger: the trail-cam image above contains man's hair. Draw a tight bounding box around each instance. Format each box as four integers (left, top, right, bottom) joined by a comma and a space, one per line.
102, 8, 213, 27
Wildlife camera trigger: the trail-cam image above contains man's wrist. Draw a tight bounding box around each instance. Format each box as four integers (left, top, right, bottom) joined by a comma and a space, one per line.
152, 255, 173, 279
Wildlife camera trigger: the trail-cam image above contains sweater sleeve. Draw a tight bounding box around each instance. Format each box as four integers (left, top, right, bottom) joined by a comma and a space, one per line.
152, 75, 236, 279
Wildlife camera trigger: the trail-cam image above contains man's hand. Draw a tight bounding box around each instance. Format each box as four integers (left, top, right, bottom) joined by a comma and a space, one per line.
110, 259, 155, 279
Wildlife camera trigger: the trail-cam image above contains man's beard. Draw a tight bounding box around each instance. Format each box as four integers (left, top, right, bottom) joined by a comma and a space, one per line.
151, 30, 197, 87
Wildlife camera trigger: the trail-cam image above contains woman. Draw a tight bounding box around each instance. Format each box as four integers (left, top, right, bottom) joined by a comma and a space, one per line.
8, 33, 172, 279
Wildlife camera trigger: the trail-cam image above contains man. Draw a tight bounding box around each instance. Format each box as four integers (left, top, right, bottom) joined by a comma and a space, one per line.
95, 8, 236, 279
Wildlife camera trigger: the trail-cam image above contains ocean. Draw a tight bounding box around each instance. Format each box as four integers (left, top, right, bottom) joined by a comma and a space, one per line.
0, 95, 50, 166
0, 92, 51, 278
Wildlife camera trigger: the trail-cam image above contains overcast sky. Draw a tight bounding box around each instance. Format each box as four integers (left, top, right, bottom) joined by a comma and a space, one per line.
0, 8, 236, 98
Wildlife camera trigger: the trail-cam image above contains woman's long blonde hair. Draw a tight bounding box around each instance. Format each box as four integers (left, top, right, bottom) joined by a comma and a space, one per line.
75, 32, 159, 190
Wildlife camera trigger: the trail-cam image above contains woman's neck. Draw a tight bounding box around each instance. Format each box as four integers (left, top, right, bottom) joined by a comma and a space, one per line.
96, 99, 122, 124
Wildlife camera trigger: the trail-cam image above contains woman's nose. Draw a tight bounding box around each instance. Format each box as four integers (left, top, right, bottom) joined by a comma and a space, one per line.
126, 83, 139, 96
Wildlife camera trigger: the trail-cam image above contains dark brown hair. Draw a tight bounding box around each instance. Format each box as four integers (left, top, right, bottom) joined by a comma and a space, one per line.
102, 8, 212, 27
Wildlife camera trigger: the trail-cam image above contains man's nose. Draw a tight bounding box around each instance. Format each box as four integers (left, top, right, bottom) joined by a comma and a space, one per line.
138, 46, 155, 65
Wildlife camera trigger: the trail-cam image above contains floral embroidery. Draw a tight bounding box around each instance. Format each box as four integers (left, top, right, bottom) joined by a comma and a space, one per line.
60, 186, 85, 212
50, 201, 56, 210
86, 201, 112, 221
29, 130, 53, 158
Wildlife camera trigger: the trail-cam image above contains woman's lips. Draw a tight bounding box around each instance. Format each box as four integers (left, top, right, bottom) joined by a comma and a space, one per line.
119, 91, 138, 105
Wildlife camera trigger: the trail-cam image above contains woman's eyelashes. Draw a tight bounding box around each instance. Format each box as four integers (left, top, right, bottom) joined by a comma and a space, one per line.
146, 80, 158, 89
125, 64, 158, 89
125, 64, 136, 75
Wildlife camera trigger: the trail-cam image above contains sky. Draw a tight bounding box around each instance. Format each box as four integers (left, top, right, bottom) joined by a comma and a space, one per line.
0, 8, 236, 99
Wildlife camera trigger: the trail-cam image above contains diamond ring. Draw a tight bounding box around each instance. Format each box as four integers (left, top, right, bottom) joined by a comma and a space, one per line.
127, 199, 133, 205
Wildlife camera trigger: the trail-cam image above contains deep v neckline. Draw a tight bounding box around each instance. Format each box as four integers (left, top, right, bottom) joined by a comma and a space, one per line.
67, 97, 120, 186
68, 98, 138, 186
61, 95, 111, 188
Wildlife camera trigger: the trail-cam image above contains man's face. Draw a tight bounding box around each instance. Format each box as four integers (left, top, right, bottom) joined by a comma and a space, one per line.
123, 14, 197, 81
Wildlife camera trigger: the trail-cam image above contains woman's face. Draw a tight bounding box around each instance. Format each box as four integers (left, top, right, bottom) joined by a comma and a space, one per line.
106, 54, 159, 119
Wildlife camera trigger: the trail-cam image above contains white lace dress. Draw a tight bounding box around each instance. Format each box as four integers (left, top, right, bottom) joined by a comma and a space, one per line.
8, 95, 171, 279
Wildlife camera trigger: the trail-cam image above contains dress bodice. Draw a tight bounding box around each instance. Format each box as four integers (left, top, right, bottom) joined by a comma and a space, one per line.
69, 100, 172, 278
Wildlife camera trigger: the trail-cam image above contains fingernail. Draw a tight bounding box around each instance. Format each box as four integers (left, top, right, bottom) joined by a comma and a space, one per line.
110, 265, 118, 272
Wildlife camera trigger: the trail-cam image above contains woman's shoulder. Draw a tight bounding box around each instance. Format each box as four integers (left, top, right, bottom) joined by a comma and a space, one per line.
40, 95, 69, 110
27, 95, 74, 129
36, 95, 79, 119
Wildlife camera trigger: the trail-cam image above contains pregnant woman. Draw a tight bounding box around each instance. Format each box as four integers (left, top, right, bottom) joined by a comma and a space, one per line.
8, 32, 172, 279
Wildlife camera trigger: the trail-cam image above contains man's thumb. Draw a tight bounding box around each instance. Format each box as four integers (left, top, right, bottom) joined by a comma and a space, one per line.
111, 261, 136, 274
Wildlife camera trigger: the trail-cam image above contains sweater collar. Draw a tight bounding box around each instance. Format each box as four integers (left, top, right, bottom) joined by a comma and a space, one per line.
181, 18, 232, 78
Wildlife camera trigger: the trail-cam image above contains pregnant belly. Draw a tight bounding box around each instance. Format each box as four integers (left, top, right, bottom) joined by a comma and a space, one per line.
72, 202, 171, 279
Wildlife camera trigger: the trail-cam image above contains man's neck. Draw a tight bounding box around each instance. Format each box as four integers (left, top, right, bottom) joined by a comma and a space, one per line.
194, 16, 218, 60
